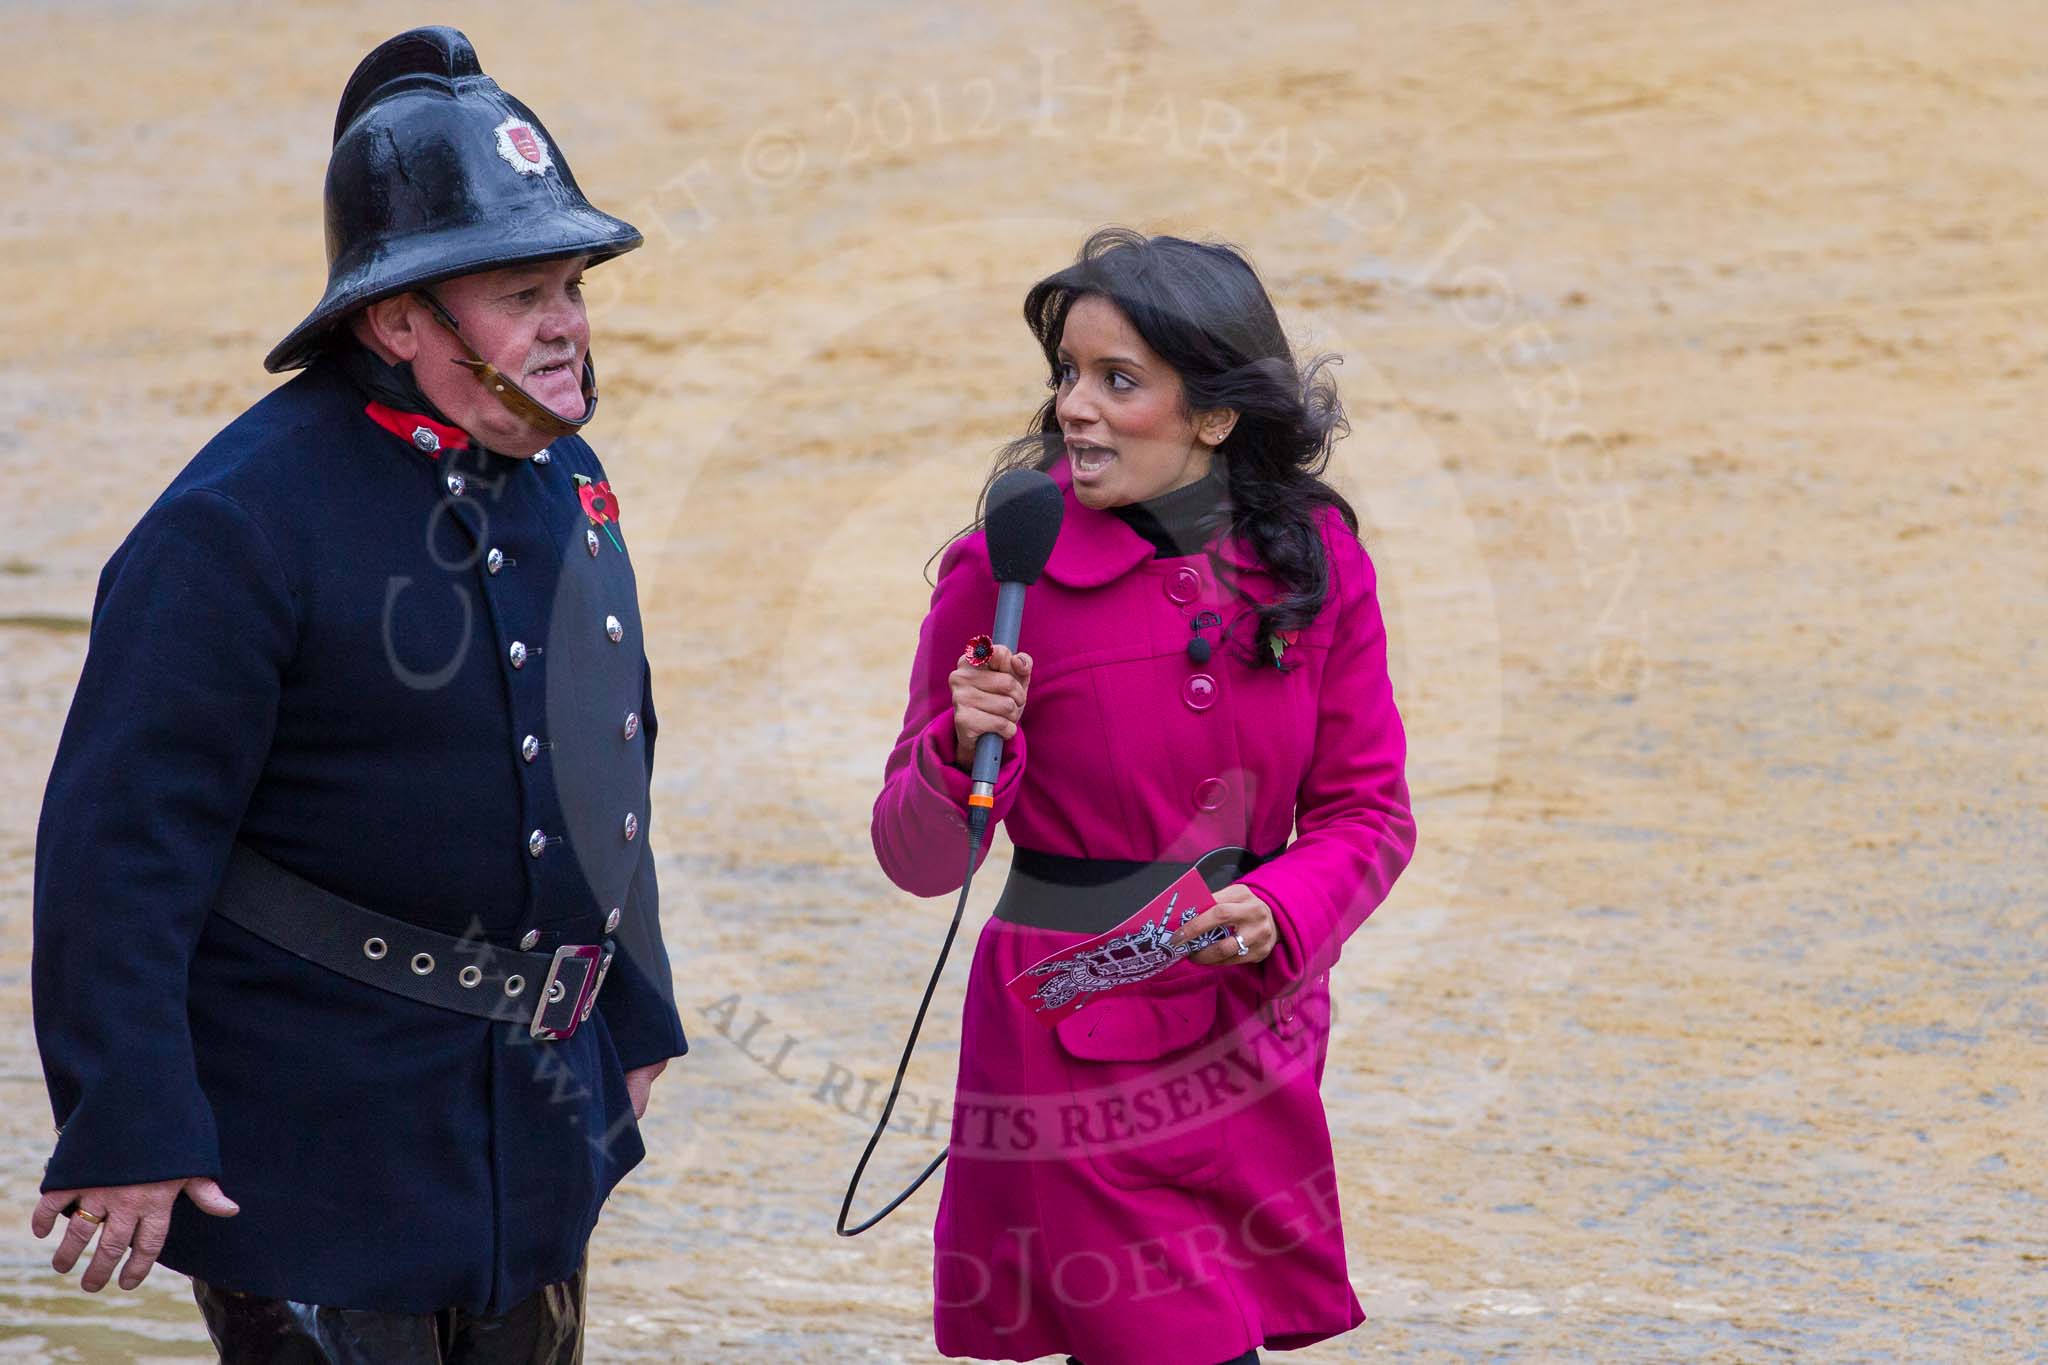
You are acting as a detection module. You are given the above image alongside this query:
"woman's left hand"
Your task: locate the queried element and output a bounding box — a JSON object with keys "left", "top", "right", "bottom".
{"left": 1169, "top": 884, "right": 1278, "bottom": 966}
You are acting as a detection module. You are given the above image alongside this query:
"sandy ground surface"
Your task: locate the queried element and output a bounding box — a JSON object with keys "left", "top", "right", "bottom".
{"left": 0, "top": 0, "right": 2042, "bottom": 1360}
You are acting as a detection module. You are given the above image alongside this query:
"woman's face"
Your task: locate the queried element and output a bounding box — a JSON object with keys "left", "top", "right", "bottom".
{"left": 1053, "top": 294, "right": 1225, "bottom": 510}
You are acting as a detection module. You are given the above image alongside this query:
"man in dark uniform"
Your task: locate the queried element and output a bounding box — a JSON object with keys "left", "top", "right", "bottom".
{"left": 28, "top": 27, "right": 687, "bottom": 1361}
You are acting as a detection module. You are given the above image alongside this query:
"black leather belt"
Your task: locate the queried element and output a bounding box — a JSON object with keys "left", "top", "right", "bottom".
{"left": 992, "top": 845, "right": 1281, "bottom": 935}
{"left": 213, "top": 844, "right": 612, "bottom": 1040}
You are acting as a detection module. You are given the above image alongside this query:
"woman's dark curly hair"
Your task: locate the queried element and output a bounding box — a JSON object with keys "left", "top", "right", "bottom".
{"left": 964, "top": 227, "right": 1356, "bottom": 668}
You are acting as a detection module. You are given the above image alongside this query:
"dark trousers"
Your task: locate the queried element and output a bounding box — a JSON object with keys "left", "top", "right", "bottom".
{"left": 192, "top": 1268, "right": 583, "bottom": 1365}
{"left": 1067, "top": 1354, "right": 1258, "bottom": 1365}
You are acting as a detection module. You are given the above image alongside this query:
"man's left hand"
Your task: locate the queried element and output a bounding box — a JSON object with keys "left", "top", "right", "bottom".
{"left": 623, "top": 1061, "right": 666, "bottom": 1119}
{"left": 1170, "top": 884, "right": 1279, "bottom": 966}
{"left": 32, "top": 1176, "right": 238, "bottom": 1293}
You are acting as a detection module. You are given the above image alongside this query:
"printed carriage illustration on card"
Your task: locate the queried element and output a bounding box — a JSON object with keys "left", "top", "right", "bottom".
{"left": 1018, "top": 887, "right": 1227, "bottom": 1017}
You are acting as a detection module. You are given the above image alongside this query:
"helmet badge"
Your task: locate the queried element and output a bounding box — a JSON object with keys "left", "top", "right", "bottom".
{"left": 493, "top": 117, "right": 554, "bottom": 176}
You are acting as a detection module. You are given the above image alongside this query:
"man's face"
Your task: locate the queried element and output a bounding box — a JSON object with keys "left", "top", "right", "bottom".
{"left": 407, "top": 256, "right": 591, "bottom": 456}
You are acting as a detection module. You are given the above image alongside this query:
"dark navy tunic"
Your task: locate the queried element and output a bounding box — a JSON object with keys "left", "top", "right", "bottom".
{"left": 32, "top": 361, "right": 688, "bottom": 1313}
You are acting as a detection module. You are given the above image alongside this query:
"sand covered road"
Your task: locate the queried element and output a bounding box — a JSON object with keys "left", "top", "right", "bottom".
{"left": 0, "top": 1, "right": 2041, "bottom": 1359}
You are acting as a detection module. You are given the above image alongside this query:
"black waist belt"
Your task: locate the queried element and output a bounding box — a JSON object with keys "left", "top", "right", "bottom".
{"left": 213, "top": 844, "right": 613, "bottom": 1040}
{"left": 992, "top": 845, "right": 1282, "bottom": 935}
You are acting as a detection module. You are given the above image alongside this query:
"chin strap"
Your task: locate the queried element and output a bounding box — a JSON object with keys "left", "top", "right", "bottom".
{"left": 415, "top": 289, "right": 600, "bottom": 438}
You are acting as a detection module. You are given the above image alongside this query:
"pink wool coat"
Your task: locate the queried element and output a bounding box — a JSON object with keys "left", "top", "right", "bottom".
{"left": 872, "top": 464, "right": 1415, "bottom": 1365}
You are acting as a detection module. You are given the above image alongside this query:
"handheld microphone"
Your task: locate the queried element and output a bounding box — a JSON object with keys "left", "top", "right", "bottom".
{"left": 836, "top": 466, "right": 1063, "bottom": 1238}
{"left": 967, "top": 469, "right": 1065, "bottom": 832}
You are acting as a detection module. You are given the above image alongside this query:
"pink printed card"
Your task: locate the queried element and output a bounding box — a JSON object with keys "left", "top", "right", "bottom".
{"left": 1004, "top": 866, "right": 1231, "bottom": 1026}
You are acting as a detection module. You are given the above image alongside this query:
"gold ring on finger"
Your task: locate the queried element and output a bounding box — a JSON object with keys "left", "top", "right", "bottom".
{"left": 71, "top": 1206, "right": 105, "bottom": 1226}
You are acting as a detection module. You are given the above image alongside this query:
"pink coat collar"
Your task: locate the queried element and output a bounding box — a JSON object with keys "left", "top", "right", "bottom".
{"left": 1041, "top": 460, "right": 1152, "bottom": 587}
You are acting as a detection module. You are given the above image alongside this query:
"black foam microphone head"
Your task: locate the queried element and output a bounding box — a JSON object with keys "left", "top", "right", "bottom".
{"left": 984, "top": 469, "right": 1065, "bottom": 585}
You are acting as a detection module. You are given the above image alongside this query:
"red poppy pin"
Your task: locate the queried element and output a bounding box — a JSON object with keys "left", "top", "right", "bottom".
{"left": 1269, "top": 628, "right": 1299, "bottom": 664}
{"left": 573, "top": 474, "right": 625, "bottom": 553}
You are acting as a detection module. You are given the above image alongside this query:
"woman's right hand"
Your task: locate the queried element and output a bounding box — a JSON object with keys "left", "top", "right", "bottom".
{"left": 951, "top": 644, "right": 1032, "bottom": 769}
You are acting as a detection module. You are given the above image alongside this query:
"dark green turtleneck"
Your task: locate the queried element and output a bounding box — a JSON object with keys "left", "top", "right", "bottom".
{"left": 1108, "top": 468, "right": 1228, "bottom": 558}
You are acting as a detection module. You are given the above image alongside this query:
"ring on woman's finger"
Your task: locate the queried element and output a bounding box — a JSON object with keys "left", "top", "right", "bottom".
{"left": 1232, "top": 930, "right": 1249, "bottom": 958}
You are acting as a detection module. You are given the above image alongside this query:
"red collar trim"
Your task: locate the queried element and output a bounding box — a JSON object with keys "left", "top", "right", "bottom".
{"left": 363, "top": 402, "right": 471, "bottom": 458}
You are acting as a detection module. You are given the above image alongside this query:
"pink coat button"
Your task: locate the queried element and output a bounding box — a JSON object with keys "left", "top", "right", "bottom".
{"left": 1183, "top": 673, "right": 1217, "bottom": 710}
{"left": 1193, "top": 777, "right": 1227, "bottom": 811}
{"left": 1165, "top": 566, "right": 1201, "bottom": 604}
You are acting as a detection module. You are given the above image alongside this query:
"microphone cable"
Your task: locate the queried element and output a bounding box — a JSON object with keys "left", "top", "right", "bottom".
{"left": 835, "top": 806, "right": 992, "bottom": 1236}
{"left": 839, "top": 466, "right": 1059, "bottom": 1235}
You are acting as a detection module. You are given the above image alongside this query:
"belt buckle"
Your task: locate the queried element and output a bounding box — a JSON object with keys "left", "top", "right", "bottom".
{"left": 579, "top": 944, "right": 615, "bottom": 1025}
{"left": 531, "top": 944, "right": 606, "bottom": 1040}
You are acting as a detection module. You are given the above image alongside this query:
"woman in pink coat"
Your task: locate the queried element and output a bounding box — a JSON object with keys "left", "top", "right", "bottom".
{"left": 871, "top": 228, "right": 1416, "bottom": 1365}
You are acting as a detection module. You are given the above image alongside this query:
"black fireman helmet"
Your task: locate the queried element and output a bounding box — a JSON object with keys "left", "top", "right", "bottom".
{"left": 265, "top": 26, "right": 642, "bottom": 375}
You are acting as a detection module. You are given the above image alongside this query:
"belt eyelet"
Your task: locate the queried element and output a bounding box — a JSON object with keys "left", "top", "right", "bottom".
{"left": 458, "top": 965, "right": 483, "bottom": 989}
{"left": 363, "top": 937, "right": 388, "bottom": 961}
{"left": 410, "top": 952, "right": 436, "bottom": 976}
{"left": 504, "top": 974, "right": 526, "bottom": 998}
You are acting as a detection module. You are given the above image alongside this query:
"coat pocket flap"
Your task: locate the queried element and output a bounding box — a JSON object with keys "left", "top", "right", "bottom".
{"left": 1052, "top": 978, "right": 1219, "bottom": 1062}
